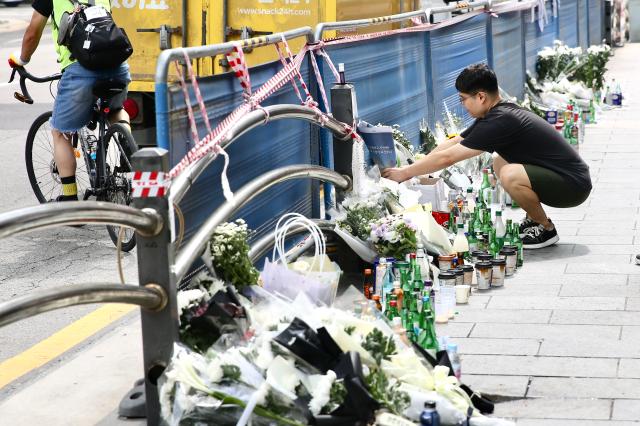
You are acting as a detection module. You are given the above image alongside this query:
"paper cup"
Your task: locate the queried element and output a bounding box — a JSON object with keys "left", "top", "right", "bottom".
{"left": 455, "top": 285, "right": 471, "bottom": 304}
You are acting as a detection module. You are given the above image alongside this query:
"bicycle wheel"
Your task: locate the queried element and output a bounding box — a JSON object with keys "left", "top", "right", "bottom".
{"left": 102, "top": 123, "right": 138, "bottom": 252}
{"left": 25, "top": 111, "right": 91, "bottom": 204}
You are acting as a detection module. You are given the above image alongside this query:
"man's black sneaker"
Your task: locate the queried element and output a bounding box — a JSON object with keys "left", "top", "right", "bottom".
{"left": 519, "top": 216, "right": 538, "bottom": 237}
{"left": 522, "top": 223, "right": 559, "bottom": 249}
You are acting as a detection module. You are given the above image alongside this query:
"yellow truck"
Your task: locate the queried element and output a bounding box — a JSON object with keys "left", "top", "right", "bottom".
{"left": 112, "top": 0, "right": 419, "bottom": 145}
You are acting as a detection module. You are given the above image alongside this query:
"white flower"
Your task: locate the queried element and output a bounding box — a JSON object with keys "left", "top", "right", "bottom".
{"left": 177, "top": 289, "right": 206, "bottom": 314}
{"left": 306, "top": 370, "right": 337, "bottom": 415}
{"left": 205, "top": 357, "right": 223, "bottom": 383}
{"left": 265, "top": 356, "right": 300, "bottom": 400}
{"left": 384, "top": 230, "right": 399, "bottom": 243}
{"left": 252, "top": 334, "right": 275, "bottom": 370}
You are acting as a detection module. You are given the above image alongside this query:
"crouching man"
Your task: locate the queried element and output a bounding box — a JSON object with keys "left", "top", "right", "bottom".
{"left": 383, "top": 64, "right": 592, "bottom": 249}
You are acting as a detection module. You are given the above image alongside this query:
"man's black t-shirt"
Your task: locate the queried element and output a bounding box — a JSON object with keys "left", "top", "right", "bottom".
{"left": 32, "top": 0, "right": 53, "bottom": 18}
{"left": 460, "top": 102, "right": 592, "bottom": 191}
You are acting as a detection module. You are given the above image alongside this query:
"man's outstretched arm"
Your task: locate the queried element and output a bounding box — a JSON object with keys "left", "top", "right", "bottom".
{"left": 382, "top": 142, "right": 482, "bottom": 182}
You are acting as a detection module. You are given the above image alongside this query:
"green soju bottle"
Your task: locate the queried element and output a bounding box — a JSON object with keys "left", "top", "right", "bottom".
{"left": 494, "top": 210, "right": 506, "bottom": 249}
{"left": 386, "top": 299, "right": 399, "bottom": 322}
{"left": 479, "top": 168, "right": 491, "bottom": 207}
{"left": 417, "top": 297, "right": 439, "bottom": 351}
{"left": 516, "top": 231, "right": 524, "bottom": 267}
{"left": 489, "top": 229, "right": 499, "bottom": 258}
{"left": 482, "top": 210, "right": 492, "bottom": 234}
{"left": 401, "top": 307, "right": 410, "bottom": 330}
{"left": 505, "top": 219, "right": 514, "bottom": 242}
{"left": 467, "top": 222, "right": 479, "bottom": 253}
{"left": 589, "top": 99, "right": 597, "bottom": 124}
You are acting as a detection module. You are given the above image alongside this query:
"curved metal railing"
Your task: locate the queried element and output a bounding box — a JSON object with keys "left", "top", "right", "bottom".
{"left": 312, "top": 0, "right": 494, "bottom": 41}
{"left": 313, "top": 9, "right": 431, "bottom": 42}
{"left": 0, "top": 283, "right": 167, "bottom": 328}
{"left": 173, "top": 165, "right": 351, "bottom": 281}
{"left": 0, "top": 201, "right": 163, "bottom": 239}
{"left": 170, "top": 104, "right": 353, "bottom": 204}
{"left": 155, "top": 27, "right": 314, "bottom": 149}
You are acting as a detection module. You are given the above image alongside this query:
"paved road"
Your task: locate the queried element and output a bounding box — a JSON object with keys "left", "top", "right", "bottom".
{"left": 0, "top": 4, "right": 139, "bottom": 400}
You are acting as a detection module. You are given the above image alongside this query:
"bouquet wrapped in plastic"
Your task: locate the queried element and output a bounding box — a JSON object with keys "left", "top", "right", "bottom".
{"left": 162, "top": 283, "right": 515, "bottom": 426}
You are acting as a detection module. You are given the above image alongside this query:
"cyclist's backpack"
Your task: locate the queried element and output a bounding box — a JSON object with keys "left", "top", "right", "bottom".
{"left": 59, "top": 1, "right": 133, "bottom": 70}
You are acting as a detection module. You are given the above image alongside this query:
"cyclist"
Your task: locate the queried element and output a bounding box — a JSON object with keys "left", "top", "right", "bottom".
{"left": 8, "top": 0, "right": 131, "bottom": 202}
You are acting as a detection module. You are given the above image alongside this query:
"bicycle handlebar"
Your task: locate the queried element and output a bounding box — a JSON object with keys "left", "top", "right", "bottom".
{"left": 8, "top": 66, "right": 62, "bottom": 105}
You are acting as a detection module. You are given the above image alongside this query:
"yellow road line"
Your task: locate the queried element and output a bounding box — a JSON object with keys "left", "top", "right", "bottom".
{"left": 0, "top": 304, "right": 136, "bottom": 389}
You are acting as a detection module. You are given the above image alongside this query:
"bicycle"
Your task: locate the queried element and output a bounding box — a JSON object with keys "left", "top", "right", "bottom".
{"left": 9, "top": 65, "right": 138, "bottom": 252}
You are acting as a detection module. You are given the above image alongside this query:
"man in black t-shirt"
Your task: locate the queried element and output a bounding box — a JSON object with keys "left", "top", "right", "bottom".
{"left": 383, "top": 64, "right": 592, "bottom": 249}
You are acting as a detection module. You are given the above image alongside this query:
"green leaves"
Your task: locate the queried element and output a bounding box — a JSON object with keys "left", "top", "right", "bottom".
{"left": 362, "top": 328, "right": 397, "bottom": 366}
{"left": 322, "top": 380, "right": 348, "bottom": 414}
{"left": 364, "top": 365, "right": 411, "bottom": 417}
{"left": 221, "top": 364, "right": 241, "bottom": 381}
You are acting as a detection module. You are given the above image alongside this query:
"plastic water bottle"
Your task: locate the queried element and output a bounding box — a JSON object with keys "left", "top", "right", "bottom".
{"left": 375, "top": 258, "right": 388, "bottom": 299}
{"left": 614, "top": 81, "right": 623, "bottom": 106}
{"left": 416, "top": 244, "right": 431, "bottom": 281}
{"left": 419, "top": 401, "right": 441, "bottom": 426}
{"left": 87, "top": 135, "right": 98, "bottom": 162}
{"left": 447, "top": 343, "right": 462, "bottom": 380}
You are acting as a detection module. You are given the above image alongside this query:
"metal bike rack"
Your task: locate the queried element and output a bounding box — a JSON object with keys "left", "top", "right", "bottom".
{"left": 0, "top": 201, "right": 163, "bottom": 239}
{"left": 170, "top": 104, "right": 353, "bottom": 204}
{"left": 172, "top": 165, "right": 351, "bottom": 282}
{"left": 0, "top": 283, "right": 166, "bottom": 328}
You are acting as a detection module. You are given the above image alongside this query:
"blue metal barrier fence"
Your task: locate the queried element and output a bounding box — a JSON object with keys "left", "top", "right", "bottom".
{"left": 154, "top": 0, "right": 603, "bottom": 275}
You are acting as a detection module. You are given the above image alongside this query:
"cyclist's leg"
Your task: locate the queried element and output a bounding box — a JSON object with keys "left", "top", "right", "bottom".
{"left": 105, "top": 63, "right": 132, "bottom": 132}
{"left": 51, "top": 130, "right": 77, "bottom": 199}
{"left": 50, "top": 63, "right": 97, "bottom": 201}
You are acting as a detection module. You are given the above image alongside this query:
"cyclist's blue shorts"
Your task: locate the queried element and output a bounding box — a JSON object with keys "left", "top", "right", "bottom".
{"left": 50, "top": 62, "right": 131, "bottom": 133}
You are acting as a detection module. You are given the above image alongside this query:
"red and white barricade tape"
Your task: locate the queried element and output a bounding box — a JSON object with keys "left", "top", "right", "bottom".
{"left": 226, "top": 45, "right": 252, "bottom": 96}
{"left": 132, "top": 171, "right": 169, "bottom": 198}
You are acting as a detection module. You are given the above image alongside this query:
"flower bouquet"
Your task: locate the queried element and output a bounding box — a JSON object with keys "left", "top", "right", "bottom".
{"left": 336, "top": 195, "right": 387, "bottom": 242}
{"left": 574, "top": 44, "right": 613, "bottom": 92}
{"left": 208, "top": 219, "right": 260, "bottom": 290}
{"left": 536, "top": 40, "right": 583, "bottom": 82}
{"left": 161, "top": 281, "right": 515, "bottom": 426}
{"left": 369, "top": 214, "right": 418, "bottom": 260}
{"left": 333, "top": 192, "right": 387, "bottom": 263}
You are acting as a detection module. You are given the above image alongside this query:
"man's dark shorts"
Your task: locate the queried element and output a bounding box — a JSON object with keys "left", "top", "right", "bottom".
{"left": 523, "top": 164, "right": 591, "bottom": 208}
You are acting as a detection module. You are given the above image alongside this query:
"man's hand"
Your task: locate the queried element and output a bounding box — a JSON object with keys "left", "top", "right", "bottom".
{"left": 382, "top": 167, "right": 411, "bottom": 183}
{"left": 8, "top": 52, "right": 28, "bottom": 68}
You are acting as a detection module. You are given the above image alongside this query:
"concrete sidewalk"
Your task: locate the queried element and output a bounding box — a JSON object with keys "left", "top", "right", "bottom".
{"left": 441, "top": 43, "right": 640, "bottom": 424}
